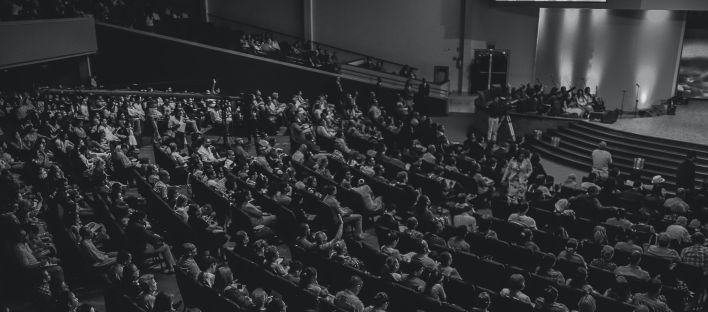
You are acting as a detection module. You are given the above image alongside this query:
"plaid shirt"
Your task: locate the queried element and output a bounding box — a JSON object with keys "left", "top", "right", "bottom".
{"left": 680, "top": 245, "right": 708, "bottom": 273}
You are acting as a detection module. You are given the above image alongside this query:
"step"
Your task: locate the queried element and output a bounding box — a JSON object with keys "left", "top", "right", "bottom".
{"left": 560, "top": 126, "right": 706, "bottom": 164}
{"left": 531, "top": 136, "right": 678, "bottom": 186}
{"left": 546, "top": 130, "right": 708, "bottom": 177}
{"left": 578, "top": 121, "right": 708, "bottom": 153}
{"left": 571, "top": 123, "right": 708, "bottom": 160}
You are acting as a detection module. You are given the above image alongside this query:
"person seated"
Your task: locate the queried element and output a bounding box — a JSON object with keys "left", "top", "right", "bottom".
{"left": 379, "top": 231, "right": 402, "bottom": 261}
{"left": 533, "top": 286, "right": 569, "bottom": 312}
{"left": 500, "top": 273, "right": 533, "bottom": 306}
{"left": 507, "top": 203, "right": 537, "bottom": 230}
{"left": 631, "top": 278, "right": 672, "bottom": 312}
{"left": 519, "top": 228, "right": 541, "bottom": 253}
{"left": 437, "top": 251, "right": 462, "bottom": 279}
{"left": 614, "top": 251, "right": 650, "bottom": 282}
{"left": 13, "top": 229, "right": 65, "bottom": 285}
{"left": 334, "top": 275, "right": 366, "bottom": 312}
{"left": 535, "top": 253, "right": 565, "bottom": 285}
{"left": 666, "top": 216, "right": 692, "bottom": 245}
{"left": 322, "top": 185, "right": 364, "bottom": 239}
{"left": 351, "top": 178, "right": 384, "bottom": 213}
{"left": 237, "top": 190, "right": 276, "bottom": 227}
{"left": 565, "top": 267, "right": 594, "bottom": 293}
{"left": 604, "top": 276, "right": 632, "bottom": 304}
{"left": 333, "top": 240, "right": 364, "bottom": 269}
{"left": 176, "top": 243, "right": 201, "bottom": 280}
{"left": 285, "top": 260, "right": 303, "bottom": 284}
{"left": 264, "top": 246, "right": 289, "bottom": 276}
{"left": 364, "top": 292, "right": 389, "bottom": 312}
{"left": 197, "top": 258, "right": 218, "bottom": 288}
{"left": 381, "top": 256, "right": 402, "bottom": 283}
{"left": 589, "top": 245, "right": 618, "bottom": 271}
{"left": 664, "top": 188, "right": 691, "bottom": 215}
{"left": 605, "top": 209, "right": 633, "bottom": 230}
{"left": 399, "top": 261, "right": 427, "bottom": 292}
{"left": 300, "top": 267, "right": 334, "bottom": 301}
{"left": 556, "top": 238, "right": 585, "bottom": 265}
{"left": 108, "top": 250, "right": 133, "bottom": 284}
{"left": 215, "top": 267, "right": 256, "bottom": 309}
{"left": 79, "top": 226, "right": 117, "bottom": 267}
{"left": 645, "top": 233, "right": 680, "bottom": 262}
{"left": 407, "top": 239, "right": 438, "bottom": 270}
{"left": 614, "top": 231, "right": 644, "bottom": 255}
{"left": 125, "top": 211, "right": 176, "bottom": 273}
{"left": 295, "top": 221, "right": 342, "bottom": 252}
{"left": 445, "top": 226, "right": 470, "bottom": 252}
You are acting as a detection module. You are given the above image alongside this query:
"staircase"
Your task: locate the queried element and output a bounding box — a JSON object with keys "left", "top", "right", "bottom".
{"left": 527, "top": 121, "right": 708, "bottom": 187}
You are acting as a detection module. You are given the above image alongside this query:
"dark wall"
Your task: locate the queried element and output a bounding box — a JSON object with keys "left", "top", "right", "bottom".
{"left": 94, "top": 24, "right": 446, "bottom": 115}
{"left": 0, "top": 17, "right": 97, "bottom": 69}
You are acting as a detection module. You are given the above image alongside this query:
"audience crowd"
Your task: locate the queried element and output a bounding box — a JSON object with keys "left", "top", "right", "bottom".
{"left": 1, "top": 71, "right": 707, "bottom": 312}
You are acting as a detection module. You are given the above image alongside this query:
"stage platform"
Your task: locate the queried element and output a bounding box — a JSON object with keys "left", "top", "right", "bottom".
{"left": 596, "top": 100, "right": 708, "bottom": 146}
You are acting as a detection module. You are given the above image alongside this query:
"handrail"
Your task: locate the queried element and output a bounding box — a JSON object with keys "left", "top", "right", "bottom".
{"left": 207, "top": 14, "right": 439, "bottom": 86}
{"left": 41, "top": 88, "right": 240, "bottom": 100}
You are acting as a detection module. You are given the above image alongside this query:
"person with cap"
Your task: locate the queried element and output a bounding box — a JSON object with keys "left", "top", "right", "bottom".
{"left": 665, "top": 216, "right": 692, "bottom": 245}
{"left": 676, "top": 151, "right": 697, "bottom": 192}
{"left": 334, "top": 275, "right": 365, "bottom": 312}
{"left": 614, "top": 251, "right": 651, "bottom": 282}
{"left": 590, "top": 245, "right": 618, "bottom": 271}
{"left": 631, "top": 278, "right": 672, "bottom": 312}
{"left": 591, "top": 141, "right": 612, "bottom": 181}
{"left": 680, "top": 232, "right": 708, "bottom": 274}
{"left": 176, "top": 243, "right": 201, "bottom": 280}
{"left": 645, "top": 233, "right": 681, "bottom": 262}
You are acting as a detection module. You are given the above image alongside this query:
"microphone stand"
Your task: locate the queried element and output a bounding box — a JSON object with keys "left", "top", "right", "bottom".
{"left": 634, "top": 83, "right": 640, "bottom": 117}
{"left": 620, "top": 90, "right": 626, "bottom": 117}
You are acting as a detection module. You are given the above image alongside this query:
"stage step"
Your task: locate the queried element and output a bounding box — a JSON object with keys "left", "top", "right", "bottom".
{"left": 527, "top": 121, "right": 707, "bottom": 189}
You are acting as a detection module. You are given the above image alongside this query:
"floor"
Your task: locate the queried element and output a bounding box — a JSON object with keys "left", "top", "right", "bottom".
{"left": 596, "top": 100, "right": 708, "bottom": 146}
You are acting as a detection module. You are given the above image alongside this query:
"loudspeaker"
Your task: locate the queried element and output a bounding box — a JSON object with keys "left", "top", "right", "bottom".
{"left": 601, "top": 109, "right": 620, "bottom": 124}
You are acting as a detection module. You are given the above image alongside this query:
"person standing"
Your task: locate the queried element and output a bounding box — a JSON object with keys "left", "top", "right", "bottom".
{"left": 591, "top": 141, "right": 612, "bottom": 180}
{"left": 487, "top": 97, "right": 507, "bottom": 143}
{"left": 676, "top": 151, "right": 696, "bottom": 192}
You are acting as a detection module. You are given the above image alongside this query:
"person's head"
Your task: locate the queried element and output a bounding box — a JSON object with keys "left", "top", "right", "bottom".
{"left": 476, "top": 291, "right": 491, "bottom": 309}
{"left": 656, "top": 233, "right": 671, "bottom": 248}
{"left": 540, "top": 252, "right": 557, "bottom": 270}
{"left": 600, "top": 245, "right": 615, "bottom": 261}
{"left": 153, "top": 292, "right": 175, "bottom": 312}
{"left": 629, "top": 251, "right": 642, "bottom": 266}
{"left": 508, "top": 273, "right": 526, "bottom": 291}
{"left": 139, "top": 274, "right": 158, "bottom": 294}
{"left": 647, "top": 278, "right": 663, "bottom": 297}
{"left": 577, "top": 294, "right": 597, "bottom": 312}
{"left": 214, "top": 266, "right": 235, "bottom": 292}
{"left": 416, "top": 239, "right": 429, "bottom": 254}
{"left": 424, "top": 268, "right": 444, "bottom": 285}
{"left": 612, "top": 276, "right": 631, "bottom": 298}
{"left": 324, "top": 184, "right": 337, "bottom": 196}
{"left": 347, "top": 275, "right": 364, "bottom": 295}
{"left": 692, "top": 232, "right": 705, "bottom": 245}
{"left": 542, "top": 286, "right": 559, "bottom": 304}
{"left": 56, "top": 290, "right": 80, "bottom": 311}
{"left": 410, "top": 260, "right": 424, "bottom": 276}
{"left": 677, "top": 216, "right": 688, "bottom": 227}
{"left": 565, "top": 238, "right": 579, "bottom": 253}
{"left": 201, "top": 257, "right": 218, "bottom": 273}
{"left": 439, "top": 251, "right": 453, "bottom": 267}
{"left": 297, "top": 223, "right": 311, "bottom": 238}
{"left": 124, "top": 263, "right": 140, "bottom": 281}
{"left": 182, "top": 243, "right": 197, "bottom": 258}
{"left": 520, "top": 229, "right": 534, "bottom": 243}
{"left": 264, "top": 245, "right": 280, "bottom": 264}
{"left": 370, "top": 292, "right": 389, "bottom": 310}
{"left": 300, "top": 267, "right": 318, "bottom": 287}
{"left": 406, "top": 217, "right": 419, "bottom": 231}
{"left": 687, "top": 151, "right": 697, "bottom": 161}
{"left": 235, "top": 230, "right": 249, "bottom": 246}
{"left": 598, "top": 141, "right": 607, "bottom": 150}
{"left": 265, "top": 297, "right": 287, "bottom": 312}
{"left": 384, "top": 256, "right": 400, "bottom": 274}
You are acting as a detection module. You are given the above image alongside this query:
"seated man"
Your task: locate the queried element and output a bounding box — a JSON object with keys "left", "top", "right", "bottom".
{"left": 632, "top": 278, "right": 672, "bottom": 312}
{"left": 322, "top": 185, "right": 363, "bottom": 240}
{"left": 645, "top": 233, "right": 680, "bottom": 262}
{"left": 614, "top": 251, "right": 650, "bottom": 282}
{"left": 334, "top": 275, "right": 365, "bottom": 312}
{"left": 399, "top": 261, "right": 426, "bottom": 292}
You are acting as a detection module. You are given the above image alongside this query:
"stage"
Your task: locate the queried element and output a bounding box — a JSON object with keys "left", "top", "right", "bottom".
{"left": 596, "top": 100, "right": 708, "bottom": 146}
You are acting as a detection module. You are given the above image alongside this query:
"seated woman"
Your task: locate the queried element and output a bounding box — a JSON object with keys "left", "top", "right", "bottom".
{"left": 299, "top": 267, "right": 334, "bottom": 302}
{"left": 264, "top": 246, "right": 289, "bottom": 276}
{"left": 332, "top": 240, "right": 364, "bottom": 270}
{"left": 437, "top": 251, "right": 461, "bottom": 280}
{"left": 237, "top": 190, "right": 276, "bottom": 227}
